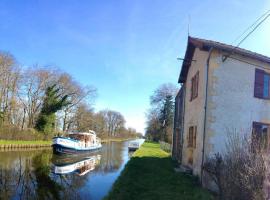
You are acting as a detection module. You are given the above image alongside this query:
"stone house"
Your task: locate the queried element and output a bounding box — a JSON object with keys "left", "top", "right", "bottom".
{"left": 172, "top": 36, "right": 270, "bottom": 186}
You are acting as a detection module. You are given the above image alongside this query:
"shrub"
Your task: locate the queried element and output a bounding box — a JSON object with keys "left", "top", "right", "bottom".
{"left": 159, "top": 141, "right": 171, "bottom": 153}
{"left": 203, "top": 130, "right": 266, "bottom": 200}
{"left": 0, "top": 125, "right": 49, "bottom": 140}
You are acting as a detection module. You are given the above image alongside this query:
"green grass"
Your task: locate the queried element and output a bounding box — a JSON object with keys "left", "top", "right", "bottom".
{"left": 0, "top": 140, "right": 51, "bottom": 145}
{"left": 104, "top": 142, "right": 213, "bottom": 200}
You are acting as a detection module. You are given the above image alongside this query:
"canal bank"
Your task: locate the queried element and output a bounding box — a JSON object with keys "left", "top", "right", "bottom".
{"left": 105, "top": 142, "right": 213, "bottom": 200}
{"left": 0, "top": 140, "right": 51, "bottom": 149}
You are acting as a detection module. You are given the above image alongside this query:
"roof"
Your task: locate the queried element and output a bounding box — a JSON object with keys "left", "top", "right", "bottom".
{"left": 178, "top": 36, "right": 270, "bottom": 83}
{"left": 69, "top": 130, "right": 96, "bottom": 136}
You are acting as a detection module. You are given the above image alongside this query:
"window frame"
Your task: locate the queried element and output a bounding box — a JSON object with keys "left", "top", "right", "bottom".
{"left": 254, "top": 68, "right": 270, "bottom": 99}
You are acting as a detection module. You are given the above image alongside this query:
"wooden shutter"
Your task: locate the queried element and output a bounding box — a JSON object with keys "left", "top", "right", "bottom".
{"left": 193, "top": 126, "right": 197, "bottom": 148}
{"left": 252, "top": 122, "right": 263, "bottom": 151}
{"left": 254, "top": 69, "right": 264, "bottom": 98}
{"left": 190, "top": 71, "right": 199, "bottom": 101}
{"left": 253, "top": 122, "right": 262, "bottom": 140}
{"left": 188, "top": 127, "right": 193, "bottom": 147}
{"left": 188, "top": 126, "right": 197, "bottom": 148}
{"left": 266, "top": 126, "right": 270, "bottom": 150}
{"left": 195, "top": 72, "right": 199, "bottom": 98}
{"left": 268, "top": 75, "right": 270, "bottom": 98}
{"left": 190, "top": 77, "right": 194, "bottom": 101}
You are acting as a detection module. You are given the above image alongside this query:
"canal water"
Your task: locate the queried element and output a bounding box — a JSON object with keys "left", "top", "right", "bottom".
{"left": 0, "top": 139, "right": 144, "bottom": 200}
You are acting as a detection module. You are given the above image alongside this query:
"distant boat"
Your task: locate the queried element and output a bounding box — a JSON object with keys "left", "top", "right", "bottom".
{"left": 128, "top": 142, "right": 139, "bottom": 151}
{"left": 53, "top": 155, "right": 101, "bottom": 176}
{"left": 52, "top": 130, "right": 102, "bottom": 155}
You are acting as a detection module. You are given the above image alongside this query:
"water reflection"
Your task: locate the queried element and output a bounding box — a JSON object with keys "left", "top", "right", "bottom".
{"left": 52, "top": 155, "right": 101, "bottom": 176}
{"left": 0, "top": 139, "right": 144, "bottom": 200}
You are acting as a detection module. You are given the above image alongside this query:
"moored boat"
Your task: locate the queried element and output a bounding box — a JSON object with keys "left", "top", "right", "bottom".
{"left": 52, "top": 130, "right": 102, "bottom": 155}
{"left": 128, "top": 141, "right": 139, "bottom": 151}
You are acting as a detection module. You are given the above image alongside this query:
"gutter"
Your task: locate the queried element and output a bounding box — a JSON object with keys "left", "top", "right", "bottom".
{"left": 200, "top": 47, "right": 213, "bottom": 184}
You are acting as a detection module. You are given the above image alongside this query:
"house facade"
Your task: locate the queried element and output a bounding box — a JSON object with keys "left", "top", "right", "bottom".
{"left": 172, "top": 36, "right": 270, "bottom": 186}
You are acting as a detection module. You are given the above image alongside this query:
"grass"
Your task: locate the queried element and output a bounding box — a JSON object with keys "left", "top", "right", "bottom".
{"left": 104, "top": 142, "right": 213, "bottom": 200}
{"left": 0, "top": 140, "right": 51, "bottom": 145}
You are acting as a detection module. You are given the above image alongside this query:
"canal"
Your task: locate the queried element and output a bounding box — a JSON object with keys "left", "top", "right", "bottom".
{"left": 0, "top": 139, "right": 144, "bottom": 200}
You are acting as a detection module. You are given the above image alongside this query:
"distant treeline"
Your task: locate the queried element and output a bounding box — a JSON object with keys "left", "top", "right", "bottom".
{"left": 0, "top": 51, "right": 141, "bottom": 140}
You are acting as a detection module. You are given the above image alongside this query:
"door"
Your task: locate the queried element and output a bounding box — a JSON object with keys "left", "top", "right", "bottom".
{"left": 187, "top": 126, "right": 196, "bottom": 166}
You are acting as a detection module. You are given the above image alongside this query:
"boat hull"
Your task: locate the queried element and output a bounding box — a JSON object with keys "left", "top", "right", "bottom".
{"left": 128, "top": 147, "right": 138, "bottom": 151}
{"left": 52, "top": 144, "right": 102, "bottom": 155}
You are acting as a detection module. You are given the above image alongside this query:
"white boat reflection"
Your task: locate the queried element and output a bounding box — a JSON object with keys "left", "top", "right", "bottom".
{"left": 53, "top": 155, "right": 101, "bottom": 176}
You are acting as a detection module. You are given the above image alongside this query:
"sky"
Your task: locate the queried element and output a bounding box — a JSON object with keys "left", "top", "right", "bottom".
{"left": 0, "top": 0, "right": 269, "bottom": 133}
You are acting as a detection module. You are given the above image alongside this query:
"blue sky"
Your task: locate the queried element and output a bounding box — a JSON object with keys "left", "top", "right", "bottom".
{"left": 0, "top": 0, "right": 269, "bottom": 133}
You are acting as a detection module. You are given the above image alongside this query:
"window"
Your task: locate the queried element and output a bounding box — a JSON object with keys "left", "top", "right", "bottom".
{"left": 252, "top": 122, "right": 269, "bottom": 151}
{"left": 188, "top": 126, "right": 197, "bottom": 148}
{"left": 254, "top": 68, "right": 270, "bottom": 99}
{"left": 190, "top": 71, "right": 199, "bottom": 101}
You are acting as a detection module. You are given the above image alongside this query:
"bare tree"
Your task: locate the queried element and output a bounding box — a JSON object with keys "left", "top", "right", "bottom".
{"left": 55, "top": 72, "right": 97, "bottom": 132}
{"left": 99, "top": 109, "right": 126, "bottom": 137}
{"left": 73, "top": 103, "right": 95, "bottom": 132}
{"left": 150, "top": 83, "right": 177, "bottom": 106}
{"left": 94, "top": 112, "right": 107, "bottom": 135}
{"left": 0, "top": 52, "right": 21, "bottom": 126}
{"left": 18, "top": 66, "right": 55, "bottom": 128}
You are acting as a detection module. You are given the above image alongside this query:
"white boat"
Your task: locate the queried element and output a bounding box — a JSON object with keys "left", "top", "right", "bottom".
{"left": 128, "top": 142, "right": 140, "bottom": 151}
{"left": 52, "top": 130, "right": 102, "bottom": 155}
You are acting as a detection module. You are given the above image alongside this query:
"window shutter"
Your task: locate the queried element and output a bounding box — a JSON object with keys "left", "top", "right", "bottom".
{"left": 253, "top": 122, "right": 262, "bottom": 137}
{"left": 188, "top": 127, "right": 193, "bottom": 147}
{"left": 252, "top": 122, "right": 262, "bottom": 151}
{"left": 254, "top": 69, "right": 264, "bottom": 98}
{"left": 190, "top": 77, "right": 194, "bottom": 101}
{"left": 267, "top": 125, "right": 270, "bottom": 150}
{"left": 190, "top": 71, "right": 199, "bottom": 101}
{"left": 196, "top": 72, "right": 199, "bottom": 98}
{"left": 193, "top": 126, "right": 197, "bottom": 148}
{"left": 268, "top": 75, "right": 270, "bottom": 98}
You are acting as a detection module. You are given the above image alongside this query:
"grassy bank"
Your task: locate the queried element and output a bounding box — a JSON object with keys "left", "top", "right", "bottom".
{"left": 105, "top": 142, "right": 213, "bottom": 200}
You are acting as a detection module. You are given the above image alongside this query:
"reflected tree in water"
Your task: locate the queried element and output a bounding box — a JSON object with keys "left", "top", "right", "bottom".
{"left": 97, "top": 142, "right": 123, "bottom": 173}
{"left": 0, "top": 150, "right": 65, "bottom": 200}
{"left": 32, "top": 152, "right": 63, "bottom": 200}
{"left": 0, "top": 156, "right": 37, "bottom": 200}
{"left": 0, "top": 167, "right": 15, "bottom": 199}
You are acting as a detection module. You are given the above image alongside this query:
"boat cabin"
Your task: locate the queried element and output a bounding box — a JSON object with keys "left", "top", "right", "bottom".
{"left": 68, "top": 131, "right": 100, "bottom": 147}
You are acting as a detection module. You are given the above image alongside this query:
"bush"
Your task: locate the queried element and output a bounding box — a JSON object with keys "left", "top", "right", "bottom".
{"left": 0, "top": 125, "right": 48, "bottom": 140}
{"left": 159, "top": 141, "right": 171, "bottom": 153}
{"left": 203, "top": 130, "right": 266, "bottom": 200}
